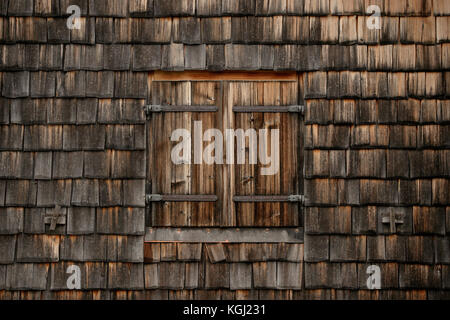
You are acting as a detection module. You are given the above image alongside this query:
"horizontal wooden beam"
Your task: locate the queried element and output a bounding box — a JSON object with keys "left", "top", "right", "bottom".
{"left": 145, "top": 227, "right": 304, "bottom": 243}
{"left": 153, "top": 71, "right": 297, "bottom": 81}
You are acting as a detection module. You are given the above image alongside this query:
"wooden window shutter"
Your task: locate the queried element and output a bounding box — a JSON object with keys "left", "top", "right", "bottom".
{"left": 146, "top": 72, "right": 304, "bottom": 242}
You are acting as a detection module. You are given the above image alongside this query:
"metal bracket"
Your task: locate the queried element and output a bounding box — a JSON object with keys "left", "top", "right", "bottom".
{"left": 146, "top": 194, "right": 163, "bottom": 203}
{"left": 288, "top": 195, "right": 305, "bottom": 203}
{"left": 144, "top": 105, "right": 162, "bottom": 115}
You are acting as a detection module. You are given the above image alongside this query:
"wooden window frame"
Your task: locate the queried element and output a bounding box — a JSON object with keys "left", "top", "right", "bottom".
{"left": 145, "top": 71, "right": 304, "bottom": 243}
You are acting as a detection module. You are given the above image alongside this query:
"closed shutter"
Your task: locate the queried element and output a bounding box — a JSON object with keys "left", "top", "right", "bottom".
{"left": 228, "top": 81, "right": 302, "bottom": 227}
{"left": 146, "top": 72, "right": 303, "bottom": 241}
{"left": 148, "top": 81, "right": 220, "bottom": 227}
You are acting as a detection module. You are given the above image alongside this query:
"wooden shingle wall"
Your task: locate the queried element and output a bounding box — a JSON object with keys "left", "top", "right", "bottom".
{"left": 0, "top": 0, "right": 449, "bottom": 300}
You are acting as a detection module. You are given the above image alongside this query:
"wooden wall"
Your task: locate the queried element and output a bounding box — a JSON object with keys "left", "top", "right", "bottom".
{"left": 0, "top": 0, "right": 449, "bottom": 300}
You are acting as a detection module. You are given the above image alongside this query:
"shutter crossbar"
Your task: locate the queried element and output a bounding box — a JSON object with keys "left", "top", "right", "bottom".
{"left": 146, "top": 194, "right": 218, "bottom": 203}
{"left": 144, "top": 105, "right": 218, "bottom": 114}
{"left": 233, "top": 105, "right": 304, "bottom": 114}
{"left": 233, "top": 195, "right": 304, "bottom": 204}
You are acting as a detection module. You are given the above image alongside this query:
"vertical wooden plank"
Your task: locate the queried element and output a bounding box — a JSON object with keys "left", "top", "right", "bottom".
{"left": 297, "top": 73, "right": 305, "bottom": 226}
{"left": 152, "top": 81, "right": 178, "bottom": 226}
{"left": 171, "top": 81, "right": 191, "bottom": 226}
{"left": 234, "top": 82, "right": 255, "bottom": 226}
{"left": 259, "top": 81, "right": 281, "bottom": 226}
{"left": 214, "top": 81, "right": 225, "bottom": 226}
{"left": 150, "top": 82, "right": 165, "bottom": 225}
{"left": 221, "top": 81, "right": 236, "bottom": 226}
{"left": 280, "top": 81, "right": 299, "bottom": 226}
{"left": 252, "top": 82, "right": 266, "bottom": 226}
{"left": 191, "top": 81, "right": 218, "bottom": 226}
{"left": 146, "top": 73, "right": 154, "bottom": 227}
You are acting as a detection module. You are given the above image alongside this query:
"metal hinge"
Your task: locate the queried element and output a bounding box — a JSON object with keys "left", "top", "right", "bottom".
{"left": 288, "top": 105, "right": 304, "bottom": 114}
{"left": 146, "top": 194, "right": 163, "bottom": 203}
{"left": 144, "top": 105, "right": 162, "bottom": 115}
{"left": 287, "top": 195, "right": 305, "bottom": 204}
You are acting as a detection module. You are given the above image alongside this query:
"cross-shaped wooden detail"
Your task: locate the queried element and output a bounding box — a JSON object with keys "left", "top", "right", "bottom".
{"left": 44, "top": 205, "right": 67, "bottom": 231}
{"left": 381, "top": 210, "right": 405, "bottom": 234}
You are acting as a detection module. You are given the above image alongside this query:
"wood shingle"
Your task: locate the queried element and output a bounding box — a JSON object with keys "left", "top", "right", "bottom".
{"left": 6, "top": 263, "right": 49, "bottom": 290}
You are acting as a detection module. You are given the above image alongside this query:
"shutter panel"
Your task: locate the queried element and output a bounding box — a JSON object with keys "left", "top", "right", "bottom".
{"left": 148, "top": 81, "right": 220, "bottom": 227}
{"left": 229, "top": 81, "right": 302, "bottom": 227}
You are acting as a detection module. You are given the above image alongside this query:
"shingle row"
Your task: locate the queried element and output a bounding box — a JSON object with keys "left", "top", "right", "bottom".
{"left": 0, "top": 179, "right": 145, "bottom": 207}
{"left": 3, "top": 288, "right": 450, "bottom": 300}
{"left": 305, "top": 235, "right": 449, "bottom": 264}
{"left": 0, "top": 126, "right": 147, "bottom": 153}
{"left": 305, "top": 99, "right": 450, "bottom": 125}
{"left": 304, "top": 178, "right": 449, "bottom": 206}
{"left": 0, "top": 207, "right": 145, "bottom": 235}
{"left": 304, "top": 124, "right": 450, "bottom": 150}
{"left": 2, "top": 0, "right": 449, "bottom": 18}
{"left": 143, "top": 242, "right": 303, "bottom": 290}
{"left": 144, "top": 242, "right": 303, "bottom": 263}
{"left": 0, "top": 234, "right": 144, "bottom": 264}
{"left": 305, "top": 206, "right": 449, "bottom": 235}
{"left": 1, "top": 44, "right": 450, "bottom": 71}
{"left": 0, "top": 16, "right": 449, "bottom": 44}
{"left": 303, "top": 71, "right": 449, "bottom": 99}
{"left": 305, "top": 262, "right": 448, "bottom": 289}
{"left": 1, "top": 71, "right": 448, "bottom": 98}
{"left": 1, "top": 71, "right": 148, "bottom": 98}
{"left": 144, "top": 261, "right": 303, "bottom": 290}
{"left": 304, "top": 150, "right": 450, "bottom": 178}
{"left": 0, "top": 98, "right": 146, "bottom": 125}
